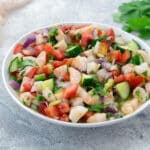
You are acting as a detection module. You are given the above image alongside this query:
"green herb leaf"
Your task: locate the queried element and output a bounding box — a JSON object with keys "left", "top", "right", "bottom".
{"left": 87, "top": 104, "right": 106, "bottom": 112}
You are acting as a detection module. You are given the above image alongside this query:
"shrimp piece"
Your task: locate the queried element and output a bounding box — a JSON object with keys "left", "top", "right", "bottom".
{"left": 69, "top": 67, "right": 81, "bottom": 84}
{"left": 134, "top": 62, "right": 149, "bottom": 75}
{"left": 69, "top": 106, "right": 88, "bottom": 123}
{"left": 31, "top": 81, "right": 42, "bottom": 92}
{"left": 53, "top": 65, "right": 67, "bottom": 80}
{"left": 72, "top": 56, "right": 88, "bottom": 72}
{"left": 56, "top": 28, "right": 66, "bottom": 42}
{"left": 20, "top": 92, "right": 35, "bottom": 106}
{"left": 145, "top": 83, "right": 150, "bottom": 94}
{"left": 87, "top": 113, "right": 106, "bottom": 123}
{"left": 71, "top": 97, "right": 84, "bottom": 107}
{"left": 20, "top": 77, "right": 33, "bottom": 92}
{"left": 133, "top": 87, "right": 149, "bottom": 102}
{"left": 42, "top": 88, "right": 56, "bottom": 102}
{"left": 54, "top": 40, "right": 67, "bottom": 51}
{"left": 121, "top": 98, "right": 139, "bottom": 115}
{"left": 121, "top": 64, "right": 135, "bottom": 74}
{"left": 36, "top": 51, "right": 46, "bottom": 68}
{"left": 77, "top": 87, "right": 96, "bottom": 105}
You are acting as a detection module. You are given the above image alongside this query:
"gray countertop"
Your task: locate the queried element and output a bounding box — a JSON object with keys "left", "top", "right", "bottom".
{"left": 1, "top": 0, "right": 150, "bottom": 149}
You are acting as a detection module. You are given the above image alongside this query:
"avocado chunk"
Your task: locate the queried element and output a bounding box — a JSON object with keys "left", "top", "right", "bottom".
{"left": 115, "top": 82, "right": 130, "bottom": 100}
{"left": 41, "top": 79, "right": 54, "bottom": 91}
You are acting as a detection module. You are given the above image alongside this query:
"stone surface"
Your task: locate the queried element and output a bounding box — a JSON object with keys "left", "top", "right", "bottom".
{"left": 0, "top": 0, "right": 150, "bottom": 150}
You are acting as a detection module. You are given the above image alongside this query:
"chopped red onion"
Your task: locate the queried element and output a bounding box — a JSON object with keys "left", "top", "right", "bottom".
{"left": 42, "top": 28, "right": 49, "bottom": 38}
{"left": 9, "top": 80, "right": 20, "bottom": 89}
{"left": 104, "top": 107, "right": 118, "bottom": 114}
{"left": 23, "top": 34, "right": 36, "bottom": 48}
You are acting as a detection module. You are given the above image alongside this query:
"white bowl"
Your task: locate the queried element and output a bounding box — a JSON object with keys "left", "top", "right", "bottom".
{"left": 2, "top": 22, "right": 150, "bottom": 128}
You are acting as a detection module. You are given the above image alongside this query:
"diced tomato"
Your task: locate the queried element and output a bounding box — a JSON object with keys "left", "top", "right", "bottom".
{"left": 114, "top": 73, "right": 144, "bottom": 89}
{"left": 98, "top": 30, "right": 102, "bottom": 36}
{"left": 13, "top": 43, "right": 23, "bottom": 54}
{"left": 52, "top": 61, "right": 65, "bottom": 68}
{"left": 42, "top": 64, "right": 52, "bottom": 75}
{"left": 61, "top": 25, "right": 74, "bottom": 32}
{"left": 114, "top": 75, "right": 125, "bottom": 83}
{"left": 44, "top": 106, "right": 59, "bottom": 118}
{"left": 58, "top": 102, "right": 70, "bottom": 114}
{"left": 52, "top": 58, "right": 73, "bottom": 68}
{"left": 34, "top": 44, "right": 44, "bottom": 56}
{"left": 39, "top": 102, "right": 47, "bottom": 115}
{"left": 106, "top": 28, "right": 115, "bottom": 41}
{"left": 124, "top": 74, "right": 144, "bottom": 89}
{"left": 63, "top": 84, "right": 78, "bottom": 99}
{"left": 60, "top": 114, "right": 69, "bottom": 122}
{"left": 121, "top": 50, "right": 131, "bottom": 63}
{"left": 23, "top": 82, "right": 32, "bottom": 92}
{"left": 108, "top": 51, "right": 122, "bottom": 62}
{"left": 26, "top": 67, "right": 38, "bottom": 78}
{"left": 31, "top": 92, "right": 37, "bottom": 97}
{"left": 63, "top": 58, "right": 73, "bottom": 65}
{"left": 43, "top": 44, "right": 65, "bottom": 60}
{"left": 81, "top": 31, "right": 93, "bottom": 47}
{"left": 63, "top": 72, "right": 70, "bottom": 81}
{"left": 52, "top": 49, "right": 65, "bottom": 60}
{"left": 112, "top": 70, "right": 120, "bottom": 77}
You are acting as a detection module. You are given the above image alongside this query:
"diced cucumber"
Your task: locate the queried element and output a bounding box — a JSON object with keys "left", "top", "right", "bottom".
{"left": 22, "top": 59, "right": 36, "bottom": 67}
{"left": 116, "top": 39, "right": 141, "bottom": 53}
{"left": 8, "top": 57, "right": 22, "bottom": 73}
{"left": 65, "top": 45, "right": 82, "bottom": 57}
{"left": 81, "top": 74, "right": 95, "bottom": 87}
{"left": 35, "top": 74, "right": 46, "bottom": 81}
{"left": 127, "top": 39, "right": 141, "bottom": 51}
{"left": 41, "top": 79, "right": 54, "bottom": 91}
{"left": 115, "top": 82, "right": 130, "bottom": 100}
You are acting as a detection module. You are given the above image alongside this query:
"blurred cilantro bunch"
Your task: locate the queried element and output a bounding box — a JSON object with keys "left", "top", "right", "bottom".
{"left": 113, "top": 0, "right": 150, "bottom": 39}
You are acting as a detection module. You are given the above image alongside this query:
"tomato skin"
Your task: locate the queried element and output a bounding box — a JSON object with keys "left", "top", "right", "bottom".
{"left": 34, "top": 44, "right": 44, "bottom": 56}
{"left": 42, "top": 64, "right": 52, "bottom": 75}
{"left": 58, "top": 102, "right": 70, "bottom": 114}
{"left": 106, "top": 28, "right": 115, "bottom": 41}
{"left": 43, "top": 44, "right": 65, "bottom": 60}
{"left": 81, "top": 31, "right": 93, "bottom": 47}
{"left": 63, "top": 72, "right": 70, "bottom": 81}
{"left": 112, "top": 70, "right": 120, "bottom": 77}
{"left": 108, "top": 51, "right": 122, "bottom": 62}
{"left": 13, "top": 43, "right": 24, "bottom": 54}
{"left": 44, "top": 106, "right": 59, "bottom": 118}
{"left": 52, "top": 58, "right": 73, "bottom": 68}
{"left": 114, "top": 73, "right": 144, "bottom": 89}
{"left": 114, "top": 75, "right": 125, "bottom": 83}
{"left": 23, "top": 82, "right": 32, "bottom": 92}
{"left": 63, "top": 84, "right": 78, "bottom": 99}
{"left": 39, "top": 102, "right": 47, "bottom": 115}
{"left": 26, "top": 67, "right": 38, "bottom": 78}
{"left": 121, "top": 50, "right": 131, "bottom": 63}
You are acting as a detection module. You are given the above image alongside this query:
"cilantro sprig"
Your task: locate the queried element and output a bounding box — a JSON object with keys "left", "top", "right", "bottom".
{"left": 113, "top": 0, "right": 150, "bottom": 39}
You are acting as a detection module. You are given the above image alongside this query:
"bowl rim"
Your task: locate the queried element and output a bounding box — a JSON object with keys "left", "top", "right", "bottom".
{"left": 2, "top": 22, "right": 150, "bottom": 128}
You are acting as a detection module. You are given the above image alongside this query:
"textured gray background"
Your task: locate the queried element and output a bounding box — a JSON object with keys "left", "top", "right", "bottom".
{"left": 1, "top": 0, "right": 150, "bottom": 150}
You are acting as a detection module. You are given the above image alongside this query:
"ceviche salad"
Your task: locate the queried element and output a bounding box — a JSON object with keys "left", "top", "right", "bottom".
{"left": 8, "top": 24, "right": 150, "bottom": 123}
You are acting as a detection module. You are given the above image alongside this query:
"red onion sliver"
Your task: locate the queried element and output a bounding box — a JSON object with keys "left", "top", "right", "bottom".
{"left": 9, "top": 80, "right": 20, "bottom": 89}
{"left": 23, "top": 34, "right": 36, "bottom": 48}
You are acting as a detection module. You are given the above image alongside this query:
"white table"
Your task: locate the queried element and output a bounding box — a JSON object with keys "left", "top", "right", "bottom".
{"left": 1, "top": 0, "right": 150, "bottom": 149}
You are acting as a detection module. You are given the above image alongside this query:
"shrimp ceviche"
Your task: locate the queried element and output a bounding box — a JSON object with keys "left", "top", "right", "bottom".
{"left": 8, "top": 24, "right": 150, "bottom": 123}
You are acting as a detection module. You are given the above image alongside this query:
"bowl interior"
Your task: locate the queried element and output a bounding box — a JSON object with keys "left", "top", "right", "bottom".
{"left": 2, "top": 22, "right": 150, "bottom": 127}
